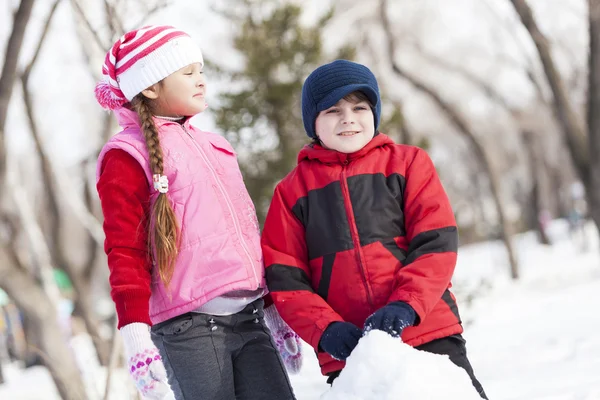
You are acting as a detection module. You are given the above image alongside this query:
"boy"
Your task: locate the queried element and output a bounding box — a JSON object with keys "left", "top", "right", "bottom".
{"left": 261, "top": 59, "right": 487, "bottom": 398}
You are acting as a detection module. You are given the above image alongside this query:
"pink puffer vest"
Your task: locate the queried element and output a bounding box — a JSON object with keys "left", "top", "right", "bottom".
{"left": 97, "top": 108, "right": 265, "bottom": 324}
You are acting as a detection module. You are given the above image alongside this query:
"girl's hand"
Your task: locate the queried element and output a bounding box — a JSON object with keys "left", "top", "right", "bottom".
{"left": 264, "top": 305, "right": 303, "bottom": 374}
{"left": 120, "top": 323, "right": 174, "bottom": 400}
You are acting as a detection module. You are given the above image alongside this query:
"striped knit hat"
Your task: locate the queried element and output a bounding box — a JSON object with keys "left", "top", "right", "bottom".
{"left": 95, "top": 25, "right": 204, "bottom": 110}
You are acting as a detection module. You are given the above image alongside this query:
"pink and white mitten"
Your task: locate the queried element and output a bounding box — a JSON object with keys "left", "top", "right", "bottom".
{"left": 264, "top": 305, "right": 303, "bottom": 374}
{"left": 120, "top": 323, "right": 174, "bottom": 400}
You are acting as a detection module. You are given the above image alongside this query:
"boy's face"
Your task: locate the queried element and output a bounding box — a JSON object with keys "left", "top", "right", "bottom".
{"left": 315, "top": 98, "right": 375, "bottom": 154}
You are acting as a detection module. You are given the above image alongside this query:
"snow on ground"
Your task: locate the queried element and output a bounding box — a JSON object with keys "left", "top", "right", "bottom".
{"left": 1, "top": 220, "right": 599, "bottom": 399}
{"left": 458, "top": 221, "right": 600, "bottom": 400}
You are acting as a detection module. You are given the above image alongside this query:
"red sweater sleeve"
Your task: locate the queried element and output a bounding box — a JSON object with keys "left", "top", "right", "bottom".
{"left": 97, "top": 149, "right": 152, "bottom": 328}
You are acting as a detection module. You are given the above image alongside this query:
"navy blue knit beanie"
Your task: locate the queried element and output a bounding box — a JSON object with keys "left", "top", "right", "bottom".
{"left": 301, "top": 59, "right": 381, "bottom": 138}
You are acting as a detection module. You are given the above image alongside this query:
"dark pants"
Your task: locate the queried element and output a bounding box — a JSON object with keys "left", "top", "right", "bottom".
{"left": 327, "top": 334, "right": 488, "bottom": 399}
{"left": 151, "top": 299, "right": 296, "bottom": 400}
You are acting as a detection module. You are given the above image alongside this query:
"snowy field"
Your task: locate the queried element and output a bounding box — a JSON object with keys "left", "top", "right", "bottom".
{"left": 1, "top": 220, "right": 599, "bottom": 399}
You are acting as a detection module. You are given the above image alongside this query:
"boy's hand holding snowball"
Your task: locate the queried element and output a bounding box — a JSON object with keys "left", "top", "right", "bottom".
{"left": 319, "top": 322, "right": 364, "bottom": 361}
{"left": 319, "top": 301, "right": 416, "bottom": 361}
{"left": 364, "top": 301, "right": 417, "bottom": 337}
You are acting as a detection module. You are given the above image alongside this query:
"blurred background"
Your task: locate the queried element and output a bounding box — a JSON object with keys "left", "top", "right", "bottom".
{"left": 0, "top": 0, "right": 599, "bottom": 399}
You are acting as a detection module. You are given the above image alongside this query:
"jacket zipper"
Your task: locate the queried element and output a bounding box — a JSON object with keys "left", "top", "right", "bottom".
{"left": 181, "top": 126, "right": 259, "bottom": 286}
{"left": 339, "top": 160, "right": 374, "bottom": 306}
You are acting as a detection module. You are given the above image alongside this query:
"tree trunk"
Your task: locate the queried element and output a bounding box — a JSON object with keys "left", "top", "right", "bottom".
{"left": 8, "top": 182, "right": 89, "bottom": 398}
{"left": 379, "top": 0, "right": 520, "bottom": 278}
{"left": 543, "top": 160, "right": 569, "bottom": 218}
{"left": 18, "top": 0, "right": 109, "bottom": 366}
{"left": 510, "top": 0, "right": 600, "bottom": 243}
{"left": 484, "top": 154, "right": 520, "bottom": 279}
{"left": 509, "top": 0, "right": 589, "bottom": 180}
{"left": 72, "top": 277, "right": 110, "bottom": 365}
{"left": 0, "top": 0, "right": 36, "bottom": 191}
{"left": 521, "top": 130, "right": 551, "bottom": 244}
{"left": 587, "top": 0, "right": 600, "bottom": 237}
{"left": 22, "top": 74, "right": 109, "bottom": 366}
{"left": 0, "top": 251, "right": 87, "bottom": 400}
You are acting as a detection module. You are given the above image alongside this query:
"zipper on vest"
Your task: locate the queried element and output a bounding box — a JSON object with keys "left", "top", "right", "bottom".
{"left": 339, "top": 161, "right": 374, "bottom": 307}
{"left": 180, "top": 126, "right": 260, "bottom": 286}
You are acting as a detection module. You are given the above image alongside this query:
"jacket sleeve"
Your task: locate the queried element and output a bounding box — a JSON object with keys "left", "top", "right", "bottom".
{"left": 387, "top": 147, "right": 458, "bottom": 324}
{"left": 97, "top": 149, "right": 153, "bottom": 328}
{"left": 262, "top": 185, "right": 344, "bottom": 351}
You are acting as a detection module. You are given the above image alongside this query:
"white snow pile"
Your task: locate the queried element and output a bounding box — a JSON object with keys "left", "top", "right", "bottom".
{"left": 321, "top": 330, "right": 481, "bottom": 400}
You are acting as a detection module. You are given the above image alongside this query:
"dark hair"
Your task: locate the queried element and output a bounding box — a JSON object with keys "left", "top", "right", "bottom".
{"left": 312, "top": 90, "right": 374, "bottom": 145}
{"left": 343, "top": 91, "right": 372, "bottom": 105}
{"left": 130, "top": 94, "right": 180, "bottom": 288}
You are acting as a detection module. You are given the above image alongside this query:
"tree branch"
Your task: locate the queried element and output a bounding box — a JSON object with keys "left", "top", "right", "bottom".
{"left": 379, "top": 0, "right": 483, "bottom": 158}
{"left": 0, "top": 215, "right": 27, "bottom": 273}
{"left": 70, "top": 0, "right": 108, "bottom": 51}
{"left": 481, "top": 0, "right": 554, "bottom": 106}
{"left": 23, "top": 0, "right": 61, "bottom": 81}
{"left": 129, "top": 0, "right": 172, "bottom": 31}
{"left": 104, "top": 0, "right": 125, "bottom": 37}
{"left": 0, "top": 0, "right": 36, "bottom": 189}
{"left": 379, "top": 0, "right": 520, "bottom": 279}
{"left": 19, "top": 0, "right": 104, "bottom": 248}
{"left": 410, "top": 42, "right": 515, "bottom": 114}
{"left": 586, "top": 0, "right": 600, "bottom": 234}
{"left": 0, "top": 0, "right": 35, "bottom": 131}
{"left": 21, "top": 0, "right": 69, "bottom": 272}
{"left": 82, "top": 159, "right": 99, "bottom": 281}
{"left": 10, "top": 182, "right": 62, "bottom": 304}
{"left": 509, "top": 0, "right": 589, "bottom": 181}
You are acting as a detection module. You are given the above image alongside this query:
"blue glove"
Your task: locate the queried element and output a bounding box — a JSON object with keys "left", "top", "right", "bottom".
{"left": 364, "top": 302, "right": 416, "bottom": 337}
{"left": 319, "top": 322, "right": 363, "bottom": 361}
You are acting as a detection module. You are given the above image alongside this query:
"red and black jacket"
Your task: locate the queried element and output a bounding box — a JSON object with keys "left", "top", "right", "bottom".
{"left": 261, "top": 133, "right": 463, "bottom": 375}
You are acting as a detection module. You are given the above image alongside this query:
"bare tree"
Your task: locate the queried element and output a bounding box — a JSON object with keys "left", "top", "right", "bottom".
{"left": 408, "top": 42, "right": 557, "bottom": 244}
{"left": 509, "top": 0, "right": 600, "bottom": 238}
{"left": 522, "top": 130, "right": 551, "bottom": 244}
{"left": 20, "top": 0, "right": 111, "bottom": 367}
{"left": 0, "top": 239, "right": 87, "bottom": 400}
{"left": 0, "top": 0, "right": 35, "bottom": 189}
{"left": 508, "top": 0, "right": 600, "bottom": 245}
{"left": 379, "top": 0, "right": 520, "bottom": 279}
{"left": 0, "top": 2, "right": 89, "bottom": 398}
{"left": 0, "top": 0, "right": 36, "bottom": 384}
{"left": 0, "top": 0, "right": 175, "bottom": 397}
{"left": 588, "top": 0, "right": 600, "bottom": 237}
{"left": 359, "top": 31, "right": 416, "bottom": 146}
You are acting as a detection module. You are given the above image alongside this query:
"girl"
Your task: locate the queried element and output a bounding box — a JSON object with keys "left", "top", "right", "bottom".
{"left": 95, "top": 26, "right": 300, "bottom": 400}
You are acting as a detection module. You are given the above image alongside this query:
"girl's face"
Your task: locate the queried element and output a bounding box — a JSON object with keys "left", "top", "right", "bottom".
{"left": 142, "top": 62, "right": 206, "bottom": 117}
{"left": 314, "top": 97, "right": 375, "bottom": 153}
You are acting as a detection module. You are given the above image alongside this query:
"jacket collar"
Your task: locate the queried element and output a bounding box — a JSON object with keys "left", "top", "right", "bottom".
{"left": 297, "top": 133, "right": 395, "bottom": 165}
{"left": 114, "top": 107, "right": 194, "bottom": 131}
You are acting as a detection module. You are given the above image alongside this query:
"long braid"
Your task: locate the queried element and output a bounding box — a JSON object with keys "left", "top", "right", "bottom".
{"left": 130, "top": 95, "right": 180, "bottom": 288}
